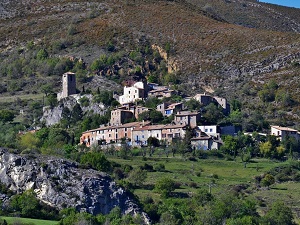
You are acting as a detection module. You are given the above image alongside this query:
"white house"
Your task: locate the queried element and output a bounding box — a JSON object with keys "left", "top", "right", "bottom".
{"left": 119, "top": 82, "right": 146, "bottom": 105}
{"left": 271, "top": 125, "right": 300, "bottom": 141}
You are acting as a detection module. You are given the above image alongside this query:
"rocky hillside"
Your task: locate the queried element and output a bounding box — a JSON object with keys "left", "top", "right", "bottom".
{"left": 0, "top": 148, "right": 149, "bottom": 223}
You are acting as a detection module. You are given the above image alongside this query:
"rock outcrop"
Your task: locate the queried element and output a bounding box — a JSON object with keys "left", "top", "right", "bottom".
{"left": 41, "top": 94, "right": 106, "bottom": 126}
{"left": 0, "top": 148, "right": 150, "bottom": 224}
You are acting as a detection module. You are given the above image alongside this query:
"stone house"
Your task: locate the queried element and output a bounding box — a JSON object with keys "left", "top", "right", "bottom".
{"left": 162, "top": 124, "right": 187, "bottom": 143}
{"left": 271, "top": 125, "right": 300, "bottom": 141}
{"left": 148, "top": 87, "right": 176, "bottom": 99}
{"left": 193, "top": 93, "right": 230, "bottom": 114}
{"left": 174, "top": 111, "right": 201, "bottom": 128}
{"left": 110, "top": 109, "right": 134, "bottom": 126}
{"left": 119, "top": 81, "right": 146, "bottom": 105}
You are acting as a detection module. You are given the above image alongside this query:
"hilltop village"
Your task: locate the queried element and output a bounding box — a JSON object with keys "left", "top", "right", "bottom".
{"left": 52, "top": 72, "right": 300, "bottom": 151}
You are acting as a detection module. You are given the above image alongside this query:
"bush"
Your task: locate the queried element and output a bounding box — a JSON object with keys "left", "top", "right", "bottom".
{"left": 140, "top": 163, "right": 154, "bottom": 172}
{"left": 155, "top": 177, "right": 176, "bottom": 198}
{"left": 154, "top": 163, "right": 165, "bottom": 172}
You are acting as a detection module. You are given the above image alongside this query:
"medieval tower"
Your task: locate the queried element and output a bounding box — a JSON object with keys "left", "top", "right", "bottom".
{"left": 57, "top": 72, "right": 76, "bottom": 100}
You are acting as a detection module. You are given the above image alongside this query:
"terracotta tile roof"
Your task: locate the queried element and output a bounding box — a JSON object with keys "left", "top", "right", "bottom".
{"left": 133, "top": 124, "right": 166, "bottom": 131}
{"left": 163, "top": 124, "right": 186, "bottom": 129}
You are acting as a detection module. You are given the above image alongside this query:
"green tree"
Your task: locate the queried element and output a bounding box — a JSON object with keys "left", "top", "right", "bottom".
{"left": 80, "top": 152, "right": 111, "bottom": 172}
{"left": 41, "top": 84, "right": 53, "bottom": 96}
{"left": 19, "top": 132, "right": 40, "bottom": 150}
{"left": 0, "top": 110, "right": 15, "bottom": 123}
{"left": 37, "top": 49, "right": 49, "bottom": 60}
{"left": 261, "top": 174, "right": 275, "bottom": 187}
{"left": 145, "top": 97, "right": 161, "bottom": 109}
{"left": 127, "top": 168, "right": 147, "bottom": 187}
{"left": 9, "top": 190, "right": 40, "bottom": 218}
{"left": 259, "top": 141, "right": 272, "bottom": 158}
{"left": 221, "top": 136, "right": 238, "bottom": 158}
{"left": 71, "top": 103, "right": 83, "bottom": 123}
{"left": 46, "top": 93, "right": 58, "bottom": 108}
{"left": 202, "top": 103, "right": 224, "bottom": 124}
{"left": 155, "top": 177, "right": 176, "bottom": 198}
{"left": 147, "top": 136, "right": 160, "bottom": 147}
{"left": 264, "top": 201, "right": 295, "bottom": 225}
{"left": 185, "top": 99, "right": 201, "bottom": 111}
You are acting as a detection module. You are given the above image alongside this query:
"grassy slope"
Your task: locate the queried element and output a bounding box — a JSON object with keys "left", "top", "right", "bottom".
{"left": 0, "top": 217, "right": 58, "bottom": 225}
{"left": 108, "top": 155, "right": 300, "bottom": 218}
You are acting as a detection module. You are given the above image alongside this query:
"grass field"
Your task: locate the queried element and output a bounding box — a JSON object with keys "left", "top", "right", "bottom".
{"left": 0, "top": 93, "right": 44, "bottom": 103}
{"left": 108, "top": 155, "right": 300, "bottom": 221}
{"left": 0, "top": 217, "right": 58, "bottom": 225}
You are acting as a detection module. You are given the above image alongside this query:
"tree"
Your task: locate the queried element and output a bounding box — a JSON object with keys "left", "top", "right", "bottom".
{"left": 71, "top": 104, "right": 83, "bottom": 123}
{"left": 264, "top": 201, "right": 295, "bottom": 225}
{"left": 185, "top": 99, "right": 201, "bottom": 111}
{"left": 9, "top": 190, "right": 40, "bottom": 218}
{"left": 37, "top": 49, "right": 49, "bottom": 60}
{"left": 145, "top": 97, "right": 161, "bottom": 109}
{"left": 46, "top": 93, "right": 58, "bottom": 108}
{"left": 0, "top": 110, "right": 15, "bottom": 123}
{"left": 202, "top": 103, "right": 224, "bottom": 124}
{"left": 41, "top": 84, "right": 53, "bottom": 96}
{"left": 147, "top": 136, "right": 160, "bottom": 147}
{"left": 19, "top": 132, "right": 40, "bottom": 150}
{"left": 149, "top": 111, "right": 164, "bottom": 123}
{"left": 127, "top": 168, "right": 147, "bottom": 187}
{"left": 261, "top": 174, "right": 275, "bottom": 187}
{"left": 80, "top": 152, "right": 111, "bottom": 172}
{"left": 221, "top": 136, "right": 238, "bottom": 157}
{"left": 155, "top": 177, "right": 176, "bottom": 198}
{"left": 259, "top": 141, "right": 272, "bottom": 158}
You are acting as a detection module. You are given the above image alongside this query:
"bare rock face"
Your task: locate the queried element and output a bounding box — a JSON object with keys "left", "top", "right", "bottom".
{"left": 0, "top": 148, "right": 149, "bottom": 224}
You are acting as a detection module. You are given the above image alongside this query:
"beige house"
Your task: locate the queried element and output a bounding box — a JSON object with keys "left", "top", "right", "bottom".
{"left": 80, "top": 121, "right": 151, "bottom": 147}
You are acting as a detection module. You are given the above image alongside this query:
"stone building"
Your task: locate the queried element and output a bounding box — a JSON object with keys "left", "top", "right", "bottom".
{"left": 57, "top": 72, "right": 77, "bottom": 100}
{"left": 174, "top": 111, "right": 201, "bottom": 128}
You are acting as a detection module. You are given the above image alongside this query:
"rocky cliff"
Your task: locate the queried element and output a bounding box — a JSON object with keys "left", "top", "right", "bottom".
{"left": 0, "top": 148, "right": 149, "bottom": 223}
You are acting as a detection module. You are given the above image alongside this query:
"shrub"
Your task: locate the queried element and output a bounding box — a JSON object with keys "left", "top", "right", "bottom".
{"left": 154, "top": 163, "right": 165, "bottom": 172}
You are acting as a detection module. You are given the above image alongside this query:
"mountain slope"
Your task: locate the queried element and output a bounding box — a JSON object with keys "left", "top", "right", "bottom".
{"left": 1, "top": 0, "right": 300, "bottom": 127}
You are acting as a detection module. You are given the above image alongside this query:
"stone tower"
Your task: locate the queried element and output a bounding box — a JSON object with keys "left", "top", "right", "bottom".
{"left": 57, "top": 72, "right": 76, "bottom": 100}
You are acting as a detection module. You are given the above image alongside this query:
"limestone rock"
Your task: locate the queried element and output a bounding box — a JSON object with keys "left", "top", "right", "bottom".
{"left": 0, "top": 148, "right": 150, "bottom": 224}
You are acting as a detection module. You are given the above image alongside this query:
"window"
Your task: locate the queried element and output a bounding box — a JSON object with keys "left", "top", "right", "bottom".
{"left": 210, "top": 129, "right": 213, "bottom": 132}
{"left": 142, "top": 135, "right": 144, "bottom": 139}
{"left": 157, "top": 134, "right": 159, "bottom": 138}
{"left": 125, "top": 128, "right": 127, "bottom": 131}
{"left": 125, "top": 133, "right": 127, "bottom": 137}
{"left": 205, "top": 129, "right": 208, "bottom": 132}
{"left": 129, "top": 91, "right": 130, "bottom": 94}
